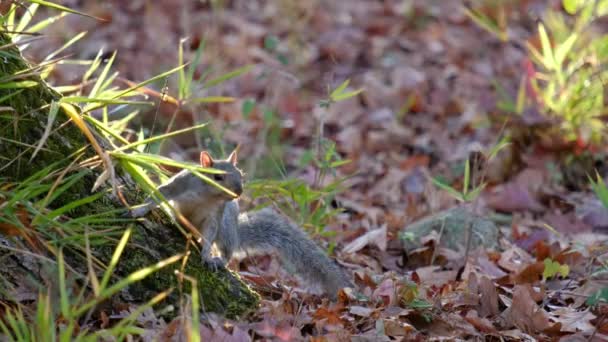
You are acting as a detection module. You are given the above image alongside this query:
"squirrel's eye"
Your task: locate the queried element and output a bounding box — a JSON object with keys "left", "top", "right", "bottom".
{"left": 213, "top": 174, "right": 225, "bottom": 181}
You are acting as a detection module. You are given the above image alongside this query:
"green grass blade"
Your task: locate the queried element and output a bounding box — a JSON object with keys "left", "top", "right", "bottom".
{"left": 45, "top": 31, "right": 86, "bottom": 61}
{"left": 189, "top": 96, "right": 235, "bottom": 103}
{"left": 15, "top": 3, "right": 39, "bottom": 34}
{"left": 99, "top": 227, "right": 132, "bottom": 290}
{"left": 73, "top": 253, "right": 184, "bottom": 317}
{"left": 89, "top": 51, "right": 116, "bottom": 97}
{"left": 113, "top": 122, "right": 208, "bottom": 152}
{"left": 26, "top": 0, "right": 103, "bottom": 20}
{"left": 0, "top": 81, "right": 38, "bottom": 89}
{"left": 203, "top": 64, "right": 251, "bottom": 89}
{"left": 58, "top": 249, "right": 71, "bottom": 320}
{"left": 45, "top": 191, "right": 106, "bottom": 221}
{"left": 111, "top": 64, "right": 187, "bottom": 100}
{"left": 26, "top": 12, "right": 67, "bottom": 35}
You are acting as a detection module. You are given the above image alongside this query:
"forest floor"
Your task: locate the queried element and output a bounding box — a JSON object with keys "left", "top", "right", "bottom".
{"left": 22, "top": 0, "right": 608, "bottom": 340}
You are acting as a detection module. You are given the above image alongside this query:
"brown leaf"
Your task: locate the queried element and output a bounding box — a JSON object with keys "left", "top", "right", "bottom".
{"left": 503, "top": 285, "right": 551, "bottom": 333}
{"left": 343, "top": 225, "right": 387, "bottom": 254}
{"left": 382, "top": 318, "right": 415, "bottom": 337}
{"left": 372, "top": 278, "right": 397, "bottom": 306}
{"left": 550, "top": 307, "right": 597, "bottom": 333}
{"left": 513, "top": 261, "right": 544, "bottom": 284}
{"left": 544, "top": 211, "right": 591, "bottom": 235}
{"left": 478, "top": 276, "right": 499, "bottom": 317}
{"left": 415, "top": 266, "right": 457, "bottom": 287}
{"left": 464, "top": 310, "right": 497, "bottom": 333}
{"left": 313, "top": 306, "right": 345, "bottom": 326}
{"left": 486, "top": 182, "right": 544, "bottom": 213}
{"left": 252, "top": 319, "right": 304, "bottom": 341}
{"left": 349, "top": 306, "right": 375, "bottom": 317}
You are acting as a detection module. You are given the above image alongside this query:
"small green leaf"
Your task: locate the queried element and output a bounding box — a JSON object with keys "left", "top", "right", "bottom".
{"left": 332, "top": 88, "right": 364, "bottom": 102}
{"left": 431, "top": 177, "right": 464, "bottom": 201}
{"left": 242, "top": 99, "right": 255, "bottom": 118}
{"left": 488, "top": 135, "right": 511, "bottom": 161}
{"left": 543, "top": 258, "right": 570, "bottom": 281}
{"left": 554, "top": 33, "right": 578, "bottom": 67}
{"left": 330, "top": 79, "right": 350, "bottom": 99}
{"left": 589, "top": 172, "right": 608, "bottom": 209}
{"left": 264, "top": 35, "right": 279, "bottom": 51}
{"left": 587, "top": 287, "right": 608, "bottom": 306}
{"left": 538, "top": 23, "right": 556, "bottom": 70}
{"left": 563, "top": 0, "right": 581, "bottom": 14}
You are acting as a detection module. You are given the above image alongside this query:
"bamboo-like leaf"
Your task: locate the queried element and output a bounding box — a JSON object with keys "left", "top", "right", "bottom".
{"left": 112, "top": 64, "right": 187, "bottom": 100}
{"left": 463, "top": 158, "right": 471, "bottom": 195}
{"left": 488, "top": 135, "right": 511, "bottom": 161}
{"left": 89, "top": 51, "right": 116, "bottom": 97}
{"left": 59, "top": 102, "right": 104, "bottom": 158}
{"left": 554, "top": 33, "right": 578, "bottom": 67}
{"left": 44, "top": 31, "right": 86, "bottom": 61}
{"left": 0, "top": 81, "right": 38, "bottom": 89}
{"left": 25, "top": 12, "right": 67, "bottom": 35}
{"left": 99, "top": 227, "right": 132, "bottom": 290}
{"left": 189, "top": 96, "right": 235, "bottom": 103}
{"left": 113, "top": 122, "right": 208, "bottom": 152}
{"left": 538, "top": 23, "right": 556, "bottom": 70}
{"left": 46, "top": 191, "right": 105, "bottom": 220}
{"left": 62, "top": 96, "right": 153, "bottom": 106}
{"left": 590, "top": 172, "right": 608, "bottom": 209}
{"left": 15, "top": 3, "right": 39, "bottom": 34}
{"left": 181, "top": 39, "right": 205, "bottom": 99}
{"left": 331, "top": 88, "right": 364, "bottom": 101}
{"left": 58, "top": 249, "right": 71, "bottom": 319}
{"left": 431, "top": 177, "right": 464, "bottom": 201}
{"left": 83, "top": 49, "right": 103, "bottom": 82}
{"left": 26, "top": 0, "right": 104, "bottom": 20}
{"left": 203, "top": 64, "right": 252, "bottom": 89}
{"left": 330, "top": 79, "right": 350, "bottom": 98}
{"left": 515, "top": 75, "right": 527, "bottom": 114}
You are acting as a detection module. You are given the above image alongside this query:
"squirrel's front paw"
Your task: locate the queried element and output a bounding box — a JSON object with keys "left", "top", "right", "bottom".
{"left": 202, "top": 257, "right": 225, "bottom": 271}
{"left": 128, "top": 207, "right": 147, "bottom": 218}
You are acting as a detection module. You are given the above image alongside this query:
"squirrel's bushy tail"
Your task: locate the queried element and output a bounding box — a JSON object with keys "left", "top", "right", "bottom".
{"left": 236, "top": 208, "right": 351, "bottom": 298}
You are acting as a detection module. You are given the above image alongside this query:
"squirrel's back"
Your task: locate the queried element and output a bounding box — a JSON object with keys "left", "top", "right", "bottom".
{"left": 236, "top": 207, "right": 351, "bottom": 298}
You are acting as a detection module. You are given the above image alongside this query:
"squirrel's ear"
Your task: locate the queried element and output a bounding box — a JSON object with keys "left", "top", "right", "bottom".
{"left": 227, "top": 146, "right": 239, "bottom": 165}
{"left": 200, "top": 151, "right": 214, "bottom": 167}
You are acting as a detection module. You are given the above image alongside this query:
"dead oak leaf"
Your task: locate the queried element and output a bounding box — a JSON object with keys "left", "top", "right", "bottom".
{"left": 343, "top": 225, "right": 387, "bottom": 254}
{"left": 478, "top": 275, "right": 500, "bottom": 317}
{"left": 503, "top": 285, "right": 551, "bottom": 334}
{"left": 464, "top": 310, "right": 497, "bottom": 334}
{"left": 549, "top": 307, "right": 596, "bottom": 333}
{"left": 349, "top": 305, "right": 376, "bottom": 318}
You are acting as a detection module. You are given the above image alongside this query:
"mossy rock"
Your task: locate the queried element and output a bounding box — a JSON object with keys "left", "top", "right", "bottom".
{"left": 400, "top": 207, "right": 504, "bottom": 253}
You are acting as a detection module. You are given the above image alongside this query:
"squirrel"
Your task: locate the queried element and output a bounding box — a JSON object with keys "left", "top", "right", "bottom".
{"left": 130, "top": 149, "right": 352, "bottom": 299}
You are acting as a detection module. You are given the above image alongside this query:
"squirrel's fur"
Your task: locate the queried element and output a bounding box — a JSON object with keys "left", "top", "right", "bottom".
{"left": 131, "top": 150, "right": 351, "bottom": 298}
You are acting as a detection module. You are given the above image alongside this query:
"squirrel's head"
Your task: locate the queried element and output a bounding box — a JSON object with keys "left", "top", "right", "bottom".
{"left": 199, "top": 149, "right": 243, "bottom": 199}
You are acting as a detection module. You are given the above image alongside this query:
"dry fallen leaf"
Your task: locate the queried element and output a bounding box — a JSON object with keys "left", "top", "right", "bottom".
{"left": 503, "top": 285, "right": 551, "bottom": 334}
{"left": 549, "top": 307, "right": 596, "bottom": 333}
{"left": 343, "top": 225, "right": 387, "bottom": 254}
{"left": 478, "top": 275, "right": 499, "bottom": 317}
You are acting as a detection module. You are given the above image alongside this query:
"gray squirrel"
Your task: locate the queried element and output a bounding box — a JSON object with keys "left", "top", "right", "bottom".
{"left": 130, "top": 149, "right": 352, "bottom": 299}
